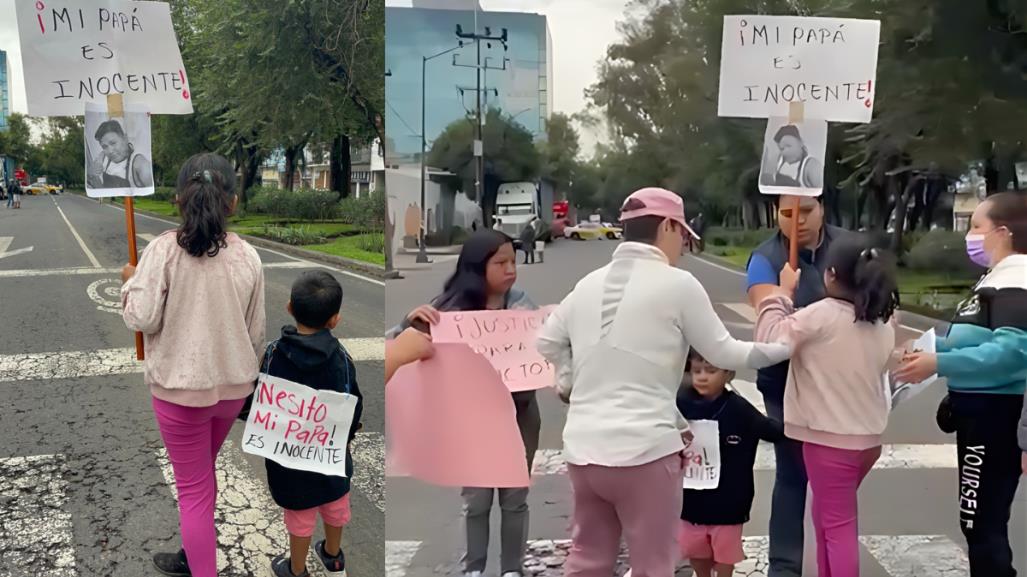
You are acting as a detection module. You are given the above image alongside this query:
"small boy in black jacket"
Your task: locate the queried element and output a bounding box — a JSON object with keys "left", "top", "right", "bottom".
{"left": 677, "top": 350, "right": 783, "bottom": 577}
{"left": 264, "top": 271, "right": 363, "bottom": 577}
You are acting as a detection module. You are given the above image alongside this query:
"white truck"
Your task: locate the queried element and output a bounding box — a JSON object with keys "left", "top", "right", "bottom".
{"left": 494, "top": 181, "right": 542, "bottom": 240}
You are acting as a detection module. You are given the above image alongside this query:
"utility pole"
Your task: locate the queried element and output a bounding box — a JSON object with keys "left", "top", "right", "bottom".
{"left": 455, "top": 22, "right": 507, "bottom": 225}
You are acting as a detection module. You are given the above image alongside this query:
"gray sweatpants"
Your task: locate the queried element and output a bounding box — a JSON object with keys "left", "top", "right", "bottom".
{"left": 461, "top": 391, "right": 541, "bottom": 575}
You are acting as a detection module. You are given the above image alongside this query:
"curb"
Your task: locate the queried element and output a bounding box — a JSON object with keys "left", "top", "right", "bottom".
{"left": 90, "top": 194, "right": 389, "bottom": 280}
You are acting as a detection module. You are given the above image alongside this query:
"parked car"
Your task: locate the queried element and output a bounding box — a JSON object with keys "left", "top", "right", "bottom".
{"left": 564, "top": 222, "right": 606, "bottom": 240}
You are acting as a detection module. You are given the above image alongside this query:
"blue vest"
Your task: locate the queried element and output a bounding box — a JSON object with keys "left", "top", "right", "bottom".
{"left": 748, "top": 224, "right": 850, "bottom": 399}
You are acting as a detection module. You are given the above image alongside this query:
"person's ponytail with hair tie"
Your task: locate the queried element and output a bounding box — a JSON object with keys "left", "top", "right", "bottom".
{"left": 826, "top": 237, "right": 899, "bottom": 324}
{"left": 175, "top": 154, "right": 237, "bottom": 258}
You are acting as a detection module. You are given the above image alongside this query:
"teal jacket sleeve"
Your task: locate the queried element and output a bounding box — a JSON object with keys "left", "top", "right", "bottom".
{"left": 936, "top": 327, "right": 1027, "bottom": 387}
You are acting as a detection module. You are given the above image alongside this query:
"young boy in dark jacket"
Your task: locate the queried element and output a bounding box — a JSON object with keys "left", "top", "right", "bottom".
{"left": 677, "top": 350, "right": 783, "bottom": 577}
{"left": 265, "top": 271, "right": 363, "bottom": 577}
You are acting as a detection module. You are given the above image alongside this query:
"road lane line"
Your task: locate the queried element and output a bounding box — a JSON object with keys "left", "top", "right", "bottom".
{"left": 0, "top": 237, "right": 12, "bottom": 254}
{"left": 53, "top": 197, "right": 102, "bottom": 268}
{"left": 95, "top": 197, "right": 386, "bottom": 286}
{"left": 0, "top": 338, "right": 384, "bottom": 383}
{"left": 0, "top": 246, "right": 34, "bottom": 260}
{"left": 0, "top": 454, "right": 77, "bottom": 576}
{"left": 860, "top": 535, "right": 970, "bottom": 576}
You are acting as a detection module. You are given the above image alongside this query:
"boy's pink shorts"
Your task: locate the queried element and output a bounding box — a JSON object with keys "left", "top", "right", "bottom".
{"left": 283, "top": 494, "right": 352, "bottom": 538}
{"left": 678, "top": 520, "right": 745, "bottom": 565}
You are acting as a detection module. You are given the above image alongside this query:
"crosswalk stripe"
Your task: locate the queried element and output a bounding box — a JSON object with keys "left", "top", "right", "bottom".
{"left": 386, "top": 541, "right": 423, "bottom": 577}
{"left": 0, "top": 454, "right": 77, "bottom": 576}
{"left": 0, "top": 260, "right": 328, "bottom": 279}
{"left": 350, "top": 432, "right": 385, "bottom": 512}
{"left": 387, "top": 535, "right": 970, "bottom": 577}
{"left": 721, "top": 302, "right": 758, "bottom": 323}
{"left": 524, "top": 443, "right": 958, "bottom": 477}
{"left": 0, "top": 338, "right": 384, "bottom": 383}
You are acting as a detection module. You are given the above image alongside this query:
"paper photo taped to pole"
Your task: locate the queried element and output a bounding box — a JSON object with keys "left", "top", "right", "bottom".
{"left": 84, "top": 102, "right": 155, "bottom": 198}
{"left": 758, "top": 117, "right": 827, "bottom": 197}
{"left": 14, "top": 0, "right": 192, "bottom": 117}
{"left": 718, "top": 15, "right": 880, "bottom": 123}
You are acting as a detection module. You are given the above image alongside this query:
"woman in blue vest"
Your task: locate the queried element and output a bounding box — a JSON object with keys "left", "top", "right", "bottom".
{"left": 896, "top": 192, "right": 1027, "bottom": 577}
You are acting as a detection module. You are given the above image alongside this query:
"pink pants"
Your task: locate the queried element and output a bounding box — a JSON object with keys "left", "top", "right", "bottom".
{"left": 153, "top": 396, "right": 246, "bottom": 577}
{"left": 565, "top": 453, "right": 683, "bottom": 577}
{"left": 803, "top": 443, "right": 881, "bottom": 577}
{"left": 283, "top": 494, "right": 352, "bottom": 538}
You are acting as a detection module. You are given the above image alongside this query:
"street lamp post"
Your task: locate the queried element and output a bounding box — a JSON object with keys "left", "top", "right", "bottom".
{"left": 419, "top": 45, "right": 463, "bottom": 264}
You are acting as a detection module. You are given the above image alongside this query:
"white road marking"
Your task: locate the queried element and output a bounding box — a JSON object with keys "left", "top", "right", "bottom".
{"left": 86, "top": 278, "right": 123, "bottom": 314}
{"left": 350, "top": 431, "right": 385, "bottom": 512}
{"left": 0, "top": 246, "right": 34, "bottom": 260}
{"left": 0, "top": 338, "right": 384, "bottom": 383}
{"left": 0, "top": 261, "right": 348, "bottom": 279}
{"left": 385, "top": 541, "right": 423, "bottom": 577}
{"left": 53, "top": 197, "right": 102, "bottom": 268}
{"left": 97, "top": 198, "right": 385, "bottom": 286}
{"left": 156, "top": 442, "right": 320, "bottom": 576}
{"left": 137, "top": 233, "right": 156, "bottom": 242}
{"left": 0, "top": 237, "right": 11, "bottom": 254}
{"left": 0, "top": 454, "right": 77, "bottom": 576}
{"left": 523, "top": 444, "right": 958, "bottom": 477}
{"left": 861, "top": 535, "right": 970, "bottom": 577}
{"left": 722, "top": 302, "right": 758, "bottom": 323}
{"left": 392, "top": 535, "right": 970, "bottom": 577}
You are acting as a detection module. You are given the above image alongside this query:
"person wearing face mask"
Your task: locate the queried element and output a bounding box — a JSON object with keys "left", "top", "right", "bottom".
{"left": 896, "top": 191, "right": 1027, "bottom": 577}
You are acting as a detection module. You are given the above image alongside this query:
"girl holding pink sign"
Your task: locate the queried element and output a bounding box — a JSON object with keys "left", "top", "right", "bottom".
{"left": 388, "top": 230, "right": 540, "bottom": 577}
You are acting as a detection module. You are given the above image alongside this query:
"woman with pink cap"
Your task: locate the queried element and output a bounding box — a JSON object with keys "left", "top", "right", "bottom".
{"left": 537, "top": 187, "right": 790, "bottom": 577}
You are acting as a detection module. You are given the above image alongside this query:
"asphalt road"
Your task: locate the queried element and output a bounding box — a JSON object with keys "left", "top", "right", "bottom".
{"left": 0, "top": 193, "right": 384, "bottom": 577}
{"left": 385, "top": 238, "right": 1027, "bottom": 577}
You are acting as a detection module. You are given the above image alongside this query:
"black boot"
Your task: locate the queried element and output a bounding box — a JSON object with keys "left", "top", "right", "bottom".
{"left": 153, "top": 549, "right": 191, "bottom": 576}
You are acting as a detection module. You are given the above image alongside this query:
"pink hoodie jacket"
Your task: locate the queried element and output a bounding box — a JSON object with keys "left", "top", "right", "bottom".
{"left": 121, "top": 231, "right": 266, "bottom": 407}
{"left": 755, "top": 294, "right": 895, "bottom": 450}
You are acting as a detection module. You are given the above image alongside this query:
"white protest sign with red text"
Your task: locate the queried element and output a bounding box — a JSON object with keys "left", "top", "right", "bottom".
{"left": 242, "top": 374, "right": 358, "bottom": 478}
{"left": 718, "top": 15, "right": 880, "bottom": 123}
{"left": 432, "top": 308, "right": 556, "bottom": 392}
{"left": 15, "top": 0, "right": 193, "bottom": 116}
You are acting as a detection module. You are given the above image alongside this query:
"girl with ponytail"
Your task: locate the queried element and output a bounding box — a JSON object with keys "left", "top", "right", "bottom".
{"left": 753, "top": 234, "right": 898, "bottom": 577}
{"left": 121, "top": 153, "right": 266, "bottom": 577}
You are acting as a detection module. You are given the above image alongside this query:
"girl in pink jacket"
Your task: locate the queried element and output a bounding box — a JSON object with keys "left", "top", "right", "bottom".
{"left": 755, "top": 235, "right": 898, "bottom": 577}
{"left": 121, "top": 153, "right": 266, "bottom": 577}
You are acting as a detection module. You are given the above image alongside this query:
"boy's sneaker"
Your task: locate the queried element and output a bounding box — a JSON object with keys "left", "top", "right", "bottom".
{"left": 270, "top": 554, "right": 310, "bottom": 577}
{"left": 314, "top": 539, "right": 347, "bottom": 576}
{"left": 152, "top": 549, "right": 191, "bottom": 576}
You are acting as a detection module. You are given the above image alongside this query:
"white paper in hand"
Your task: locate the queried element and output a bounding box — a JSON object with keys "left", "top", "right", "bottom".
{"left": 682, "top": 420, "right": 721, "bottom": 490}
{"left": 887, "top": 328, "right": 939, "bottom": 408}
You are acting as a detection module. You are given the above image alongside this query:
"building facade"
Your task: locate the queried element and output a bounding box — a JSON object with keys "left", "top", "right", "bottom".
{"left": 384, "top": 3, "right": 553, "bottom": 160}
{"left": 0, "top": 50, "right": 9, "bottom": 133}
{"left": 259, "top": 139, "right": 384, "bottom": 198}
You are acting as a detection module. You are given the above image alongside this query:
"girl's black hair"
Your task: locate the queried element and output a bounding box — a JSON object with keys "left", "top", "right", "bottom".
{"left": 824, "top": 235, "right": 900, "bottom": 323}
{"left": 175, "top": 153, "right": 237, "bottom": 258}
{"left": 432, "top": 229, "right": 514, "bottom": 312}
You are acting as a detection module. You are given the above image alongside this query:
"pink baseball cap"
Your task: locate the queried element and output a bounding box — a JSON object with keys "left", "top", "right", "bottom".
{"left": 619, "top": 187, "right": 699, "bottom": 239}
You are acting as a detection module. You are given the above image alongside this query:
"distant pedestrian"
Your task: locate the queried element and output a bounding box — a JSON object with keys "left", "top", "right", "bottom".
{"left": 121, "top": 153, "right": 266, "bottom": 577}
{"left": 688, "top": 213, "right": 706, "bottom": 253}
{"left": 519, "top": 220, "right": 537, "bottom": 265}
{"left": 387, "top": 230, "right": 540, "bottom": 577}
{"left": 10, "top": 180, "right": 22, "bottom": 209}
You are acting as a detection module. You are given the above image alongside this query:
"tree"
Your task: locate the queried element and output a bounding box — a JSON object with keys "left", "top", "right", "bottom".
{"left": 31, "top": 118, "right": 85, "bottom": 187}
{"left": 428, "top": 108, "right": 541, "bottom": 225}
{"left": 539, "top": 112, "right": 581, "bottom": 195}
{"left": 0, "top": 114, "right": 35, "bottom": 169}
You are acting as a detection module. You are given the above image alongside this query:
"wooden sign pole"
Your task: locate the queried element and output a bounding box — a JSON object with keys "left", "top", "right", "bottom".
{"left": 786, "top": 101, "right": 805, "bottom": 270}
{"left": 108, "top": 94, "right": 145, "bottom": 361}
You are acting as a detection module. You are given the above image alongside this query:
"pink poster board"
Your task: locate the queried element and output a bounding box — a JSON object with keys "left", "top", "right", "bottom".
{"left": 432, "top": 308, "right": 556, "bottom": 392}
{"left": 386, "top": 344, "right": 531, "bottom": 488}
